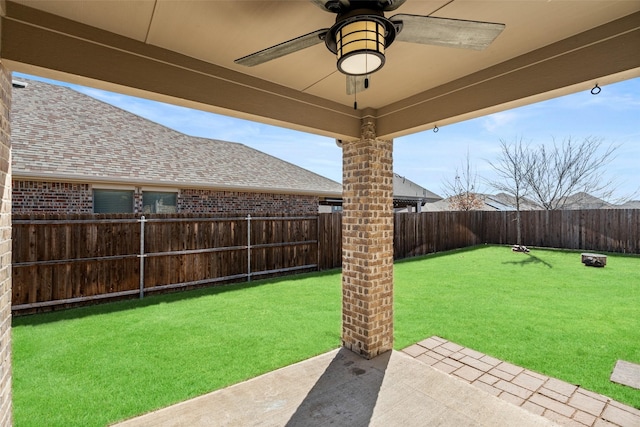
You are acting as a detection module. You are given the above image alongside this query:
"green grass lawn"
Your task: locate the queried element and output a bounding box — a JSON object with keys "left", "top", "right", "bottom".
{"left": 12, "top": 246, "right": 640, "bottom": 426}
{"left": 394, "top": 246, "right": 640, "bottom": 409}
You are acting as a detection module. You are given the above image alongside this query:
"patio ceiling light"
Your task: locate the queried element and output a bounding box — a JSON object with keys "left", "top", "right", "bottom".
{"left": 332, "top": 15, "right": 393, "bottom": 76}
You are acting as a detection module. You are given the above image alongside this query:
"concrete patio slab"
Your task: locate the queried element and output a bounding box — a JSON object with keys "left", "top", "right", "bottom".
{"left": 402, "top": 337, "right": 640, "bottom": 427}
{"left": 611, "top": 360, "right": 640, "bottom": 390}
{"left": 114, "top": 348, "right": 556, "bottom": 427}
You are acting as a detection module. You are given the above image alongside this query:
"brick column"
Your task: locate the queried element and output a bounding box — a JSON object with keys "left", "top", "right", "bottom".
{"left": 341, "top": 118, "right": 394, "bottom": 359}
{"left": 0, "top": 62, "right": 12, "bottom": 426}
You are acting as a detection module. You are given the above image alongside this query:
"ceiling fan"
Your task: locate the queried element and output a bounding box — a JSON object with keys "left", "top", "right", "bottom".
{"left": 235, "top": 0, "right": 505, "bottom": 94}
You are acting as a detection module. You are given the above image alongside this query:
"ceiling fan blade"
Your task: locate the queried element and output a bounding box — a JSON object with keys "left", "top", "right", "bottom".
{"left": 346, "top": 75, "right": 370, "bottom": 95}
{"left": 235, "top": 29, "right": 328, "bottom": 67}
{"left": 391, "top": 14, "right": 505, "bottom": 51}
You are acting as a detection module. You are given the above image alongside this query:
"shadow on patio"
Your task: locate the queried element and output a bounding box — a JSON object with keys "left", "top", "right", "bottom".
{"left": 114, "top": 347, "right": 555, "bottom": 426}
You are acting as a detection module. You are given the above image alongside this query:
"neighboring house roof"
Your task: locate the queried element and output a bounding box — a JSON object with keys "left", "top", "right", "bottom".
{"left": 561, "top": 192, "right": 613, "bottom": 210}
{"left": 482, "top": 195, "right": 515, "bottom": 211}
{"left": 420, "top": 199, "right": 455, "bottom": 212}
{"left": 423, "top": 191, "right": 631, "bottom": 211}
{"left": 11, "top": 79, "right": 342, "bottom": 197}
{"left": 488, "top": 193, "right": 542, "bottom": 211}
{"left": 422, "top": 193, "right": 505, "bottom": 212}
{"left": 393, "top": 174, "right": 442, "bottom": 206}
{"left": 617, "top": 200, "right": 640, "bottom": 209}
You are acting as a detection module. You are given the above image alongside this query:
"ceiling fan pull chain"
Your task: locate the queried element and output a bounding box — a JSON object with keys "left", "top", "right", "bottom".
{"left": 364, "top": 77, "right": 369, "bottom": 89}
{"left": 354, "top": 87, "right": 358, "bottom": 110}
{"left": 591, "top": 83, "right": 601, "bottom": 95}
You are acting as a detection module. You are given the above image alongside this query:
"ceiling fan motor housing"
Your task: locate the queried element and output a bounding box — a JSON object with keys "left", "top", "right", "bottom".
{"left": 319, "top": 0, "right": 406, "bottom": 14}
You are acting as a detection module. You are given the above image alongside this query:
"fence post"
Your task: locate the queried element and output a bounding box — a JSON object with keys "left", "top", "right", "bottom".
{"left": 317, "top": 215, "right": 321, "bottom": 271}
{"left": 247, "top": 214, "right": 251, "bottom": 282}
{"left": 139, "top": 215, "right": 146, "bottom": 298}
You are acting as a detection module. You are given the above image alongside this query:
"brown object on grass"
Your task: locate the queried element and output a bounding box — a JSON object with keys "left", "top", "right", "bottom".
{"left": 581, "top": 252, "right": 607, "bottom": 267}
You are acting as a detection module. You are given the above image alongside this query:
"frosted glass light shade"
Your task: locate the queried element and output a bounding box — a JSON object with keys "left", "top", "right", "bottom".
{"left": 336, "top": 19, "right": 385, "bottom": 75}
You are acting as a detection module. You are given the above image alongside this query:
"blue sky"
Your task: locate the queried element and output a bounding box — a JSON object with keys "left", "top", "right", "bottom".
{"left": 15, "top": 72, "right": 639, "bottom": 200}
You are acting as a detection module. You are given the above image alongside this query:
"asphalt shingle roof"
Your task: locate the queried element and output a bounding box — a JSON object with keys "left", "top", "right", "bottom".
{"left": 393, "top": 173, "right": 442, "bottom": 201}
{"left": 11, "top": 79, "right": 342, "bottom": 196}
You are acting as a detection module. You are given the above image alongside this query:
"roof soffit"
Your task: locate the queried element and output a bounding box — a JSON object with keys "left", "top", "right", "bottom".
{"left": 2, "top": 1, "right": 639, "bottom": 140}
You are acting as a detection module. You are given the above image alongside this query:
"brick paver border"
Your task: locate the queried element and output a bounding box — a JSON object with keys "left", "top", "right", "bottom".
{"left": 402, "top": 336, "right": 640, "bottom": 427}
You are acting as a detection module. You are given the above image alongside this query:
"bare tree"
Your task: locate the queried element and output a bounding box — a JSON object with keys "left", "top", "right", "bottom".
{"left": 442, "top": 150, "right": 484, "bottom": 211}
{"left": 487, "top": 138, "right": 533, "bottom": 246}
{"left": 526, "top": 137, "right": 618, "bottom": 210}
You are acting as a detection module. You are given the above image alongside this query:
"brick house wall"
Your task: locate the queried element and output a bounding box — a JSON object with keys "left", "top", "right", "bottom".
{"left": 0, "top": 64, "right": 13, "bottom": 426}
{"left": 178, "top": 189, "right": 318, "bottom": 215}
{"left": 12, "top": 181, "right": 92, "bottom": 213}
{"left": 11, "top": 180, "right": 320, "bottom": 216}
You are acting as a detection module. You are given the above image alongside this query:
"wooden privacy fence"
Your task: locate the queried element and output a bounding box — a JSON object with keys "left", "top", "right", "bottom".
{"left": 503, "top": 209, "right": 640, "bottom": 253}
{"left": 393, "top": 211, "right": 485, "bottom": 259}
{"left": 393, "top": 209, "right": 640, "bottom": 259}
{"left": 12, "top": 209, "right": 638, "bottom": 313}
{"left": 12, "top": 213, "right": 335, "bottom": 313}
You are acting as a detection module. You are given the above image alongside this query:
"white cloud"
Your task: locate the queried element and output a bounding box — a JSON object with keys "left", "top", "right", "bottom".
{"left": 481, "top": 111, "right": 522, "bottom": 132}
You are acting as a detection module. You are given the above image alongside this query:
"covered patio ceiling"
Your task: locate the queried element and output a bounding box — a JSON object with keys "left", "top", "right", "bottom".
{"left": 2, "top": 0, "right": 639, "bottom": 140}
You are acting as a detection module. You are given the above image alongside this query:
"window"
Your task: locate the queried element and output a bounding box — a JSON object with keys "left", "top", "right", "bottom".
{"left": 93, "top": 189, "right": 134, "bottom": 213}
{"left": 142, "top": 191, "right": 177, "bottom": 213}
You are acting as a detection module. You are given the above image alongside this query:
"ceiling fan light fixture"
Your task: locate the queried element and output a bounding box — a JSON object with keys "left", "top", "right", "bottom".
{"left": 336, "top": 18, "right": 386, "bottom": 75}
